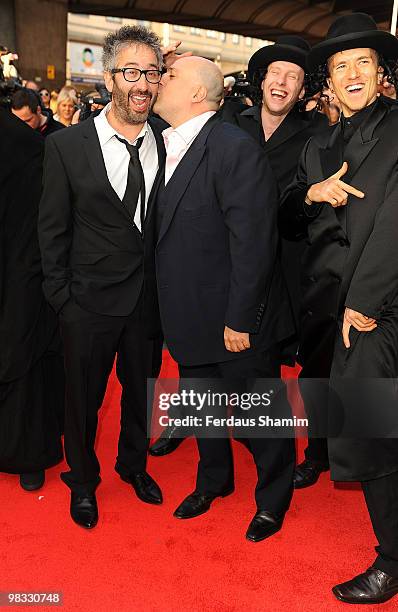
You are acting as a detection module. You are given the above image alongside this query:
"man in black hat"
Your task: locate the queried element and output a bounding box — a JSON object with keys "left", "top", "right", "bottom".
{"left": 281, "top": 13, "right": 398, "bottom": 605}
{"left": 229, "top": 36, "right": 330, "bottom": 490}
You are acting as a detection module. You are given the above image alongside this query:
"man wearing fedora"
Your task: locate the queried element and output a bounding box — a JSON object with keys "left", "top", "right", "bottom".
{"left": 281, "top": 13, "right": 398, "bottom": 605}
{"left": 228, "top": 36, "right": 331, "bottom": 491}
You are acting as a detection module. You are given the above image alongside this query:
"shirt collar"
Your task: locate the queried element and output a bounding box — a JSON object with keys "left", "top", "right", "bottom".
{"left": 340, "top": 98, "right": 378, "bottom": 133}
{"left": 162, "top": 110, "right": 216, "bottom": 148}
{"left": 96, "top": 102, "right": 149, "bottom": 146}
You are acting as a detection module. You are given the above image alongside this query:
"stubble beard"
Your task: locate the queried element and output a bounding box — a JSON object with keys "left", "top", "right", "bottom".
{"left": 112, "top": 81, "right": 155, "bottom": 125}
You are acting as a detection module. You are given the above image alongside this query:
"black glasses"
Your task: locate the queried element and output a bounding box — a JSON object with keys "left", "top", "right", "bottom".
{"left": 111, "top": 67, "right": 166, "bottom": 84}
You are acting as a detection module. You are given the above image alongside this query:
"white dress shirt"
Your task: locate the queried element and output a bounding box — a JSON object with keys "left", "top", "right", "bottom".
{"left": 94, "top": 103, "right": 158, "bottom": 231}
{"left": 162, "top": 111, "right": 217, "bottom": 185}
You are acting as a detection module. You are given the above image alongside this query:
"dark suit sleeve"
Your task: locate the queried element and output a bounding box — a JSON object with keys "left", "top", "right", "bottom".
{"left": 345, "top": 163, "right": 398, "bottom": 319}
{"left": 279, "top": 138, "right": 323, "bottom": 241}
{"left": 38, "top": 136, "right": 73, "bottom": 313}
{"left": 216, "top": 134, "right": 278, "bottom": 333}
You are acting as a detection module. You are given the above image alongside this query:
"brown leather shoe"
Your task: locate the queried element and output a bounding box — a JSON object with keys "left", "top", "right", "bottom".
{"left": 332, "top": 567, "right": 398, "bottom": 604}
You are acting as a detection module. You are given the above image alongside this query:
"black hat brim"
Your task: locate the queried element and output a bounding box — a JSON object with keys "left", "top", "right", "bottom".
{"left": 248, "top": 45, "right": 308, "bottom": 81}
{"left": 308, "top": 30, "right": 398, "bottom": 72}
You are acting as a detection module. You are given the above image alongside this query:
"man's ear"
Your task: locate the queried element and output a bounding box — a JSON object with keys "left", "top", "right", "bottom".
{"left": 104, "top": 70, "right": 114, "bottom": 94}
{"left": 377, "top": 65, "right": 384, "bottom": 84}
{"left": 193, "top": 84, "right": 207, "bottom": 104}
{"left": 326, "top": 77, "right": 333, "bottom": 93}
{"left": 298, "top": 86, "right": 305, "bottom": 100}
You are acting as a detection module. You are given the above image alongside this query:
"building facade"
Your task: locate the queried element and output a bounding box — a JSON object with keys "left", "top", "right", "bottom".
{"left": 67, "top": 13, "right": 271, "bottom": 86}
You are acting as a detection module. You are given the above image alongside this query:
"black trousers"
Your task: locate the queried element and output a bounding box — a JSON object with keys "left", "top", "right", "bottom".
{"left": 298, "top": 376, "right": 330, "bottom": 467}
{"left": 59, "top": 296, "right": 162, "bottom": 495}
{"left": 362, "top": 470, "right": 398, "bottom": 578}
{"left": 179, "top": 349, "right": 295, "bottom": 514}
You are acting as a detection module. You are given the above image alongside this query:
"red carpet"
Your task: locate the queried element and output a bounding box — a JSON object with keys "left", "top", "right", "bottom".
{"left": 1, "top": 352, "right": 395, "bottom": 611}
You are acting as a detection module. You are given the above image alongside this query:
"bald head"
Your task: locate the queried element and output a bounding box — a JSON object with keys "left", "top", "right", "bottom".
{"left": 179, "top": 56, "right": 224, "bottom": 105}
{"left": 154, "top": 55, "right": 224, "bottom": 127}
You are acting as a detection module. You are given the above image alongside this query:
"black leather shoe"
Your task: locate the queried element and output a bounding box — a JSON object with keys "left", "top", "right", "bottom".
{"left": 121, "top": 471, "right": 163, "bottom": 505}
{"left": 174, "top": 488, "right": 234, "bottom": 519}
{"left": 19, "top": 470, "right": 45, "bottom": 491}
{"left": 149, "top": 426, "right": 187, "bottom": 456}
{"left": 70, "top": 493, "right": 98, "bottom": 529}
{"left": 246, "top": 510, "right": 284, "bottom": 542}
{"left": 293, "top": 459, "right": 329, "bottom": 489}
{"left": 332, "top": 567, "right": 398, "bottom": 604}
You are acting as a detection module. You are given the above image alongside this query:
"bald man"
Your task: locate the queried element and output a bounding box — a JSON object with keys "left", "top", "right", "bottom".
{"left": 153, "top": 57, "right": 295, "bottom": 540}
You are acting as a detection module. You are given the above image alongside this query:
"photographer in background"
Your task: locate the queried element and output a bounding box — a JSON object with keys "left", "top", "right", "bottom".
{"left": 71, "top": 83, "right": 111, "bottom": 124}
{"left": 11, "top": 88, "right": 64, "bottom": 137}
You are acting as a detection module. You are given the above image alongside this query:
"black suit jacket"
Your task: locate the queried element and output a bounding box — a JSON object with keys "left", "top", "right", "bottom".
{"left": 280, "top": 97, "right": 398, "bottom": 481}
{"left": 156, "top": 115, "right": 294, "bottom": 366}
{"left": 38, "top": 115, "right": 166, "bottom": 336}
{"left": 281, "top": 97, "right": 398, "bottom": 358}
{"left": 223, "top": 105, "right": 328, "bottom": 340}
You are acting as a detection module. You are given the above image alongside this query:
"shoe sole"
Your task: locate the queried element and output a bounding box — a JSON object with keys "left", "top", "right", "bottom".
{"left": 20, "top": 482, "right": 45, "bottom": 491}
{"left": 333, "top": 589, "right": 398, "bottom": 604}
{"left": 71, "top": 517, "right": 98, "bottom": 530}
{"left": 174, "top": 488, "right": 234, "bottom": 519}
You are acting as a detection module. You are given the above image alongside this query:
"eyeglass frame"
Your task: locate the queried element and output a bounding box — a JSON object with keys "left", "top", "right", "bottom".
{"left": 110, "top": 67, "right": 166, "bottom": 84}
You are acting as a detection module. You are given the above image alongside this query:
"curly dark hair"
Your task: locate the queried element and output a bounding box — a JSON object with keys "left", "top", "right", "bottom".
{"left": 251, "top": 66, "right": 323, "bottom": 111}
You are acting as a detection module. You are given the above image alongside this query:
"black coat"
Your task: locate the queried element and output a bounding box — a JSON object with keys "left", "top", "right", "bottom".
{"left": 0, "top": 110, "right": 59, "bottom": 382}
{"left": 156, "top": 115, "right": 294, "bottom": 366}
{"left": 0, "top": 109, "right": 63, "bottom": 472}
{"left": 225, "top": 105, "right": 328, "bottom": 339}
{"left": 280, "top": 97, "right": 398, "bottom": 480}
{"left": 38, "top": 116, "right": 166, "bottom": 337}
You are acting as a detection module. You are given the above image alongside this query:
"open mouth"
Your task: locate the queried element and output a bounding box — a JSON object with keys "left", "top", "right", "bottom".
{"left": 129, "top": 93, "right": 151, "bottom": 112}
{"left": 270, "top": 89, "right": 288, "bottom": 100}
{"left": 345, "top": 83, "right": 365, "bottom": 95}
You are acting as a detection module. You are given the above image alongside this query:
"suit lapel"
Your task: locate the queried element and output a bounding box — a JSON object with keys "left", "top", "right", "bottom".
{"left": 342, "top": 101, "right": 387, "bottom": 184}
{"left": 145, "top": 118, "right": 166, "bottom": 228}
{"left": 319, "top": 124, "right": 343, "bottom": 178}
{"left": 158, "top": 115, "right": 220, "bottom": 244}
{"left": 81, "top": 117, "right": 135, "bottom": 226}
{"left": 264, "top": 108, "right": 308, "bottom": 153}
{"left": 237, "top": 107, "right": 264, "bottom": 145}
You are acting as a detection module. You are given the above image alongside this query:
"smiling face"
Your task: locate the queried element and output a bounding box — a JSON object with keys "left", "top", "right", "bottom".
{"left": 58, "top": 100, "right": 75, "bottom": 123}
{"left": 261, "top": 60, "right": 305, "bottom": 116}
{"left": 104, "top": 43, "right": 159, "bottom": 125}
{"left": 327, "top": 48, "right": 382, "bottom": 117}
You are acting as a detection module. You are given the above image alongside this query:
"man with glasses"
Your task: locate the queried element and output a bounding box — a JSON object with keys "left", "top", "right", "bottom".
{"left": 38, "top": 25, "right": 174, "bottom": 529}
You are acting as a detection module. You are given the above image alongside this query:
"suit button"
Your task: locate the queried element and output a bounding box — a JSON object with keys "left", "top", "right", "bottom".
{"left": 307, "top": 310, "right": 313, "bottom": 316}
{"left": 309, "top": 276, "right": 316, "bottom": 282}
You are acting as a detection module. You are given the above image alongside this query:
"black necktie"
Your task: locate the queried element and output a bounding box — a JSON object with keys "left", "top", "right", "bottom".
{"left": 115, "top": 135, "right": 146, "bottom": 231}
